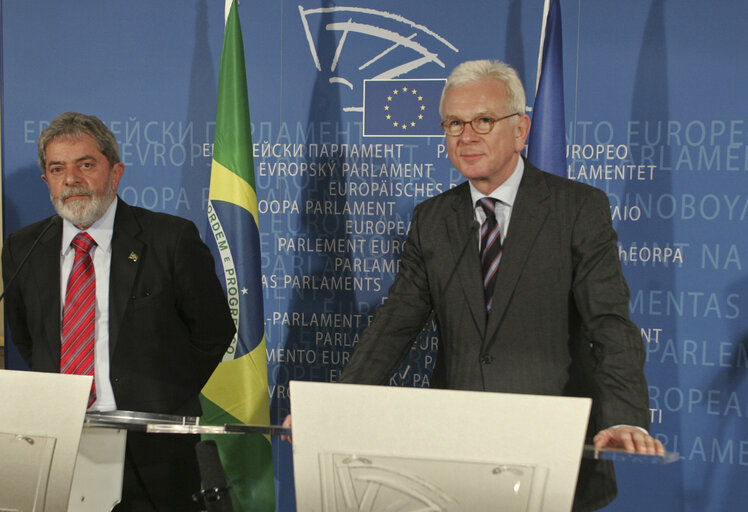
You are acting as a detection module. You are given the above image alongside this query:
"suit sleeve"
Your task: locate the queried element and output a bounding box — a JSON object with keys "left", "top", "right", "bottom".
{"left": 339, "top": 205, "right": 433, "bottom": 385}
{"left": 111, "top": 217, "right": 235, "bottom": 414}
{"left": 171, "top": 220, "right": 236, "bottom": 370}
{"left": 570, "top": 188, "right": 650, "bottom": 430}
{"left": 2, "top": 233, "right": 33, "bottom": 366}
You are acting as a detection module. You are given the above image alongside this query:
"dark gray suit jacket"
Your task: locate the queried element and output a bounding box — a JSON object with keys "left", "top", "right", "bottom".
{"left": 3, "top": 199, "right": 235, "bottom": 510}
{"left": 340, "top": 161, "right": 650, "bottom": 511}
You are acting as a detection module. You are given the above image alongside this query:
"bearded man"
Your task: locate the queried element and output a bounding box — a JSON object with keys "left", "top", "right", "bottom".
{"left": 2, "top": 112, "right": 235, "bottom": 511}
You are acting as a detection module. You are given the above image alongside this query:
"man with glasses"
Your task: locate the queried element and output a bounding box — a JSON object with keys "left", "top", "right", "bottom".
{"left": 337, "top": 60, "right": 662, "bottom": 511}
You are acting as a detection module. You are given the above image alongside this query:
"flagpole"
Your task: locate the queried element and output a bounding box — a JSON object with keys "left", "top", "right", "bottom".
{"left": 224, "top": 0, "right": 232, "bottom": 25}
{"left": 535, "top": 0, "right": 551, "bottom": 93}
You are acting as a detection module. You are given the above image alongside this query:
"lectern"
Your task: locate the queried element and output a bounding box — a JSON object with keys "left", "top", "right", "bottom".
{"left": 0, "top": 370, "right": 91, "bottom": 512}
{"left": 288, "top": 381, "right": 678, "bottom": 512}
{"left": 0, "top": 371, "right": 676, "bottom": 512}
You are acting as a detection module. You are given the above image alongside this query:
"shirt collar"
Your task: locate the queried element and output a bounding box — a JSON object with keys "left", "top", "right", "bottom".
{"left": 469, "top": 157, "right": 524, "bottom": 207}
{"left": 61, "top": 196, "right": 118, "bottom": 255}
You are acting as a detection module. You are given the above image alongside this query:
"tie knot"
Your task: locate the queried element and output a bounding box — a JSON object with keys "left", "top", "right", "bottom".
{"left": 478, "top": 197, "right": 498, "bottom": 218}
{"left": 72, "top": 232, "right": 96, "bottom": 254}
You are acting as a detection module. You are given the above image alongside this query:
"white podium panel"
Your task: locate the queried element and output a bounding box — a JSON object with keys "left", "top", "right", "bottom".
{"left": 290, "top": 382, "right": 591, "bottom": 512}
{"left": 68, "top": 427, "right": 126, "bottom": 512}
{"left": 0, "top": 369, "right": 91, "bottom": 512}
{"left": 0, "top": 432, "right": 57, "bottom": 511}
{"left": 319, "top": 452, "right": 548, "bottom": 511}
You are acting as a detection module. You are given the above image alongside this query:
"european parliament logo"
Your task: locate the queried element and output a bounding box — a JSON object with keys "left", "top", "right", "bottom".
{"left": 363, "top": 79, "right": 445, "bottom": 137}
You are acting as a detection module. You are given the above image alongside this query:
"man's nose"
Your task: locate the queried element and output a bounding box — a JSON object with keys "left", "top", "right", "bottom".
{"left": 62, "top": 167, "right": 82, "bottom": 185}
{"left": 459, "top": 122, "right": 481, "bottom": 141}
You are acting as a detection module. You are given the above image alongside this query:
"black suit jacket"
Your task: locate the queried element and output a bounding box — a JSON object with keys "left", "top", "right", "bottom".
{"left": 340, "top": 161, "right": 650, "bottom": 511}
{"left": 2, "top": 199, "right": 235, "bottom": 509}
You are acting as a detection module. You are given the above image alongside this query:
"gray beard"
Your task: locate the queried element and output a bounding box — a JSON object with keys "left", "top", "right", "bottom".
{"left": 52, "top": 186, "right": 115, "bottom": 229}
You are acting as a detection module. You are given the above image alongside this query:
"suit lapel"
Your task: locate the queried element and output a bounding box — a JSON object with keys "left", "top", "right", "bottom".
{"left": 444, "top": 185, "right": 486, "bottom": 338}
{"left": 108, "top": 200, "right": 144, "bottom": 357}
{"left": 484, "top": 163, "right": 550, "bottom": 349}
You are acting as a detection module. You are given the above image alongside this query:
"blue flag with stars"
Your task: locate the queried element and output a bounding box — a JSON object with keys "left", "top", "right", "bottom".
{"left": 364, "top": 79, "right": 445, "bottom": 137}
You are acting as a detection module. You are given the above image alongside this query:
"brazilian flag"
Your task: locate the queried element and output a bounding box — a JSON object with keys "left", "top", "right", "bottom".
{"left": 200, "top": 1, "right": 274, "bottom": 510}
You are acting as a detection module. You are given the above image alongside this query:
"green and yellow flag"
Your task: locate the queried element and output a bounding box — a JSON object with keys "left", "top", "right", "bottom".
{"left": 200, "top": 1, "right": 274, "bottom": 510}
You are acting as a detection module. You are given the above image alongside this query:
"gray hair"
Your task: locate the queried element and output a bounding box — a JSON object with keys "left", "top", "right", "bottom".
{"left": 38, "top": 112, "right": 120, "bottom": 171}
{"left": 439, "top": 60, "right": 526, "bottom": 119}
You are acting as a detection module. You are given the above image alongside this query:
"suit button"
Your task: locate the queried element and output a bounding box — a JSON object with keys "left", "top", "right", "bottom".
{"left": 481, "top": 355, "right": 494, "bottom": 364}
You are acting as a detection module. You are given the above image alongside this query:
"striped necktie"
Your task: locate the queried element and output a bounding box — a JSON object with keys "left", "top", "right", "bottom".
{"left": 478, "top": 198, "right": 503, "bottom": 311}
{"left": 61, "top": 232, "right": 97, "bottom": 408}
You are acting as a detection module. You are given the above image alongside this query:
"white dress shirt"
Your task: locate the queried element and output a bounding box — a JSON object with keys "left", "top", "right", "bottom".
{"left": 469, "top": 157, "right": 525, "bottom": 243}
{"left": 60, "top": 197, "right": 118, "bottom": 411}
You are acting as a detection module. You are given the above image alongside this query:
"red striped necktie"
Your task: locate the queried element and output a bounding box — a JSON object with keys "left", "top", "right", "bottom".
{"left": 478, "top": 198, "right": 503, "bottom": 311}
{"left": 61, "top": 232, "right": 97, "bottom": 408}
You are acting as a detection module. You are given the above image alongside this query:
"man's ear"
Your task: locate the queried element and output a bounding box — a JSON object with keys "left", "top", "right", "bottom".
{"left": 514, "top": 114, "right": 531, "bottom": 152}
{"left": 110, "top": 162, "right": 125, "bottom": 192}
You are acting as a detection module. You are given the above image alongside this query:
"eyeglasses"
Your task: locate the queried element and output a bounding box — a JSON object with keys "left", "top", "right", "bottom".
{"left": 440, "top": 112, "right": 520, "bottom": 137}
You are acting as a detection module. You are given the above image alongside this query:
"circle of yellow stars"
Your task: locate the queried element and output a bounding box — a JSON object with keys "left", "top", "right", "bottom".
{"left": 384, "top": 86, "right": 426, "bottom": 131}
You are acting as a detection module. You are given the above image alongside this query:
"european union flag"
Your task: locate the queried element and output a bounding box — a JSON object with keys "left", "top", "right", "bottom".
{"left": 364, "top": 79, "right": 445, "bottom": 137}
{"left": 527, "top": 0, "right": 566, "bottom": 177}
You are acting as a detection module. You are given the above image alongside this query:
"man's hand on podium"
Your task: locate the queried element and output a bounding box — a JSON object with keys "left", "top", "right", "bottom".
{"left": 593, "top": 425, "right": 665, "bottom": 455}
{"left": 281, "top": 414, "right": 293, "bottom": 443}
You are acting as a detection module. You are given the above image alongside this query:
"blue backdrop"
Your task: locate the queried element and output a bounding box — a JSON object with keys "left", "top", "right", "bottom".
{"left": 2, "top": 1, "right": 746, "bottom": 511}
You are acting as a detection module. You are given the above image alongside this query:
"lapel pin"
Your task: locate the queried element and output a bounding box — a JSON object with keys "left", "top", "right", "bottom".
{"left": 128, "top": 252, "right": 139, "bottom": 262}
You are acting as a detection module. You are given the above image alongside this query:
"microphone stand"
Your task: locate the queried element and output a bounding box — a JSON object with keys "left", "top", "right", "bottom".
{"left": 0, "top": 215, "right": 60, "bottom": 303}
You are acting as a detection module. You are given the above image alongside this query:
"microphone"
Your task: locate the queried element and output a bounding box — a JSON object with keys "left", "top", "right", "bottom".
{"left": 398, "top": 220, "right": 480, "bottom": 385}
{"left": 193, "top": 440, "right": 234, "bottom": 512}
{"left": 0, "top": 215, "right": 60, "bottom": 303}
